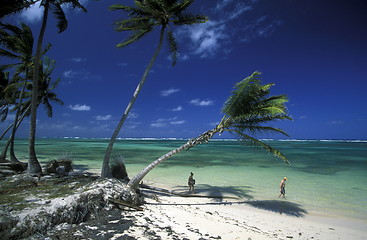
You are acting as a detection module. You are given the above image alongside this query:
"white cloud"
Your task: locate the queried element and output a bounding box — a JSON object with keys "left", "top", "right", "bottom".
{"left": 128, "top": 112, "right": 139, "bottom": 119}
{"left": 117, "top": 62, "right": 128, "bottom": 67}
{"left": 20, "top": 2, "right": 43, "bottom": 23}
{"left": 63, "top": 70, "right": 76, "bottom": 78}
{"left": 182, "top": 21, "right": 229, "bottom": 58}
{"left": 69, "top": 57, "right": 86, "bottom": 63}
{"left": 189, "top": 98, "right": 214, "bottom": 106}
{"left": 160, "top": 87, "right": 180, "bottom": 97}
{"left": 19, "top": 0, "right": 88, "bottom": 24}
{"left": 170, "top": 120, "right": 186, "bottom": 125}
{"left": 62, "top": 69, "right": 101, "bottom": 81}
{"left": 150, "top": 117, "right": 186, "bottom": 128}
{"left": 176, "top": 0, "right": 280, "bottom": 59}
{"left": 328, "top": 120, "right": 344, "bottom": 125}
{"left": 171, "top": 106, "right": 183, "bottom": 112}
{"left": 69, "top": 104, "right": 91, "bottom": 111}
{"left": 95, "top": 115, "right": 112, "bottom": 121}
{"left": 150, "top": 122, "right": 167, "bottom": 128}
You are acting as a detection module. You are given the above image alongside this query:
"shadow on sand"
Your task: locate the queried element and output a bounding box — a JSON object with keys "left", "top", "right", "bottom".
{"left": 146, "top": 184, "right": 307, "bottom": 217}
{"left": 173, "top": 184, "right": 254, "bottom": 202}
{"left": 244, "top": 200, "right": 308, "bottom": 217}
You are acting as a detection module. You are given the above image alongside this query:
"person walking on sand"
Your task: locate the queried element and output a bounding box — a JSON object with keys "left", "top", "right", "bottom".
{"left": 279, "top": 177, "right": 287, "bottom": 197}
{"left": 188, "top": 172, "right": 196, "bottom": 193}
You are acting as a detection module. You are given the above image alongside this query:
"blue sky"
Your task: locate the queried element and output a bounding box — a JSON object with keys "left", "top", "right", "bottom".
{"left": 1, "top": 0, "right": 367, "bottom": 140}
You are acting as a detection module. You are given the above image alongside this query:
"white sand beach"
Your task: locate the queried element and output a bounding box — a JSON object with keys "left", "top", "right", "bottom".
{"left": 120, "top": 193, "right": 367, "bottom": 240}
{"left": 69, "top": 178, "right": 365, "bottom": 240}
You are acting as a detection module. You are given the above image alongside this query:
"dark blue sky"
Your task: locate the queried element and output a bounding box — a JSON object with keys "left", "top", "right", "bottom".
{"left": 1, "top": 0, "right": 367, "bottom": 140}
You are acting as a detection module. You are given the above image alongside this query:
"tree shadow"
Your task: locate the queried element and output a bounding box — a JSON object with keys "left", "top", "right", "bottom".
{"left": 244, "top": 200, "right": 308, "bottom": 217}
{"left": 173, "top": 184, "right": 254, "bottom": 202}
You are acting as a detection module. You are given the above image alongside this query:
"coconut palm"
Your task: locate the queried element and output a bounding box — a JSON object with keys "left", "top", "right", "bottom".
{"left": 0, "top": 56, "right": 63, "bottom": 162}
{"left": 28, "top": 0, "right": 86, "bottom": 175}
{"left": 128, "top": 72, "right": 292, "bottom": 190}
{"left": 0, "top": 22, "right": 34, "bottom": 126}
{"left": 0, "top": 22, "right": 34, "bottom": 161}
{"left": 102, "top": 0, "right": 208, "bottom": 177}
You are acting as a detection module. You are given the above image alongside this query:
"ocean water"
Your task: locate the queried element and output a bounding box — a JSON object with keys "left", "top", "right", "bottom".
{"left": 2, "top": 138, "right": 367, "bottom": 221}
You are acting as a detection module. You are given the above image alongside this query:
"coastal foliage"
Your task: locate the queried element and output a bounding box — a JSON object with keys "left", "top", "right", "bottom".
{"left": 128, "top": 72, "right": 292, "bottom": 189}
{"left": 101, "top": 0, "right": 208, "bottom": 177}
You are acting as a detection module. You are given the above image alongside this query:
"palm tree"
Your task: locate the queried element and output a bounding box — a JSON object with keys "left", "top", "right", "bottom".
{"left": 0, "top": 57, "right": 63, "bottom": 162}
{"left": 128, "top": 72, "right": 292, "bottom": 190}
{"left": 28, "top": 0, "right": 86, "bottom": 175}
{"left": 102, "top": 0, "right": 208, "bottom": 177}
{"left": 0, "top": 22, "right": 34, "bottom": 161}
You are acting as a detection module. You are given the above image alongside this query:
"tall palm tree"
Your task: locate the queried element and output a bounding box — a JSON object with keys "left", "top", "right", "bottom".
{"left": 102, "top": 0, "right": 208, "bottom": 177}
{"left": 28, "top": 0, "right": 86, "bottom": 175}
{"left": 128, "top": 72, "right": 292, "bottom": 190}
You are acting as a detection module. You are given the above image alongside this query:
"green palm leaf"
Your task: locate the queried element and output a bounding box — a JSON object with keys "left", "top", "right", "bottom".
{"left": 116, "top": 28, "right": 152, "bottom": 48}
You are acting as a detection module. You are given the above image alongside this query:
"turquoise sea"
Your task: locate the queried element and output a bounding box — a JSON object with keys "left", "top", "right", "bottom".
{"left": 2, "top": 138, "right": 367, "bottom": 221}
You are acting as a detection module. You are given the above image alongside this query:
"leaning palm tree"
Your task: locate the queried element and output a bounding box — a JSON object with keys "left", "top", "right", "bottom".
{"left": 28, "top": 0, "right": 86, "bottom": 175}
{"left": 102, "top": 0, "right": 208, "bottom": 177}
{"left": 128, "top": 72, "right": 292, "bottom": 190}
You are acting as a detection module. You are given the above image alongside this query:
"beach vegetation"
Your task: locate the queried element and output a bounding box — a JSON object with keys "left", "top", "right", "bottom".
{"left": 128, "top": 72, "right": 292, "bottom": 190}
{"left": 101, "top": 0, "right": 208, "bottom": 177}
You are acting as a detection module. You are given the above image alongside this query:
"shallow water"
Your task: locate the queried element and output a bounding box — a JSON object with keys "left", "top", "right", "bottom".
{"left": 2, "top": 138, "right": 367, "bottom": 221}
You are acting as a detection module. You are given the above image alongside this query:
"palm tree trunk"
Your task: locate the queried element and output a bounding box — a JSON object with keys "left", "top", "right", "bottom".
{"left": 0, "top": 123, "right": 13, "bottom": 141}
{"left": 0, "top": 108, "right": 29, "bottom": 161}
{"left": 28, "top": 0, "right": 49, "bottom": 175}
{"left": 9, "top": 80, "right": 27, "bottom": 163}
{"left": 0, "top": 139, "right": 11, "bottom": 161}
{"left": 101, "top": 26, "right": 166, "bottom": 178}
{"left": 128, "top": 128, "right": 219, "bottom": 190}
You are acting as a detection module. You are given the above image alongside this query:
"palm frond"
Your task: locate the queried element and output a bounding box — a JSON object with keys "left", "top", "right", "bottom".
{"left": 222, "top": 71, "right": 263, "bottom": 117}
{"left": 64, "top": 0, "right": 87, "bottom": 13}
{"left": 0, "top": 49, "right": 18, "bottom": 59}
{"left": 172, "top": 14, "right": 208, "bottom": 25}
{"left": 167, "top": 30, "right": 178, "bottom": 66}
{"left": 41, "top": 43, "right": 52, "bottom": 56}
{"left": 168, "top": 0, "right": 193, "bottom": 14}
{"left": 113, "top": 17, "right": 153, "bottom": 32}
{"left": 110, "top": 4, "right": 150, "bottom": 17}
{"left": 52, "top": 2, "right": 68, "bottom": 33}
{"left": 236, "top": 131, "right": 289, "bottom": 164}
{"left": 116, "top": 28, "right": 152, "bottom": 48}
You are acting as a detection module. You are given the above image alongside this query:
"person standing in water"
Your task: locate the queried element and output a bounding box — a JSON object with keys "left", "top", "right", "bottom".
{"left": 188, "top": 172, "right": 196, "bottom": 193}
{"left": 279, "top": 177, "right": 287, "bottom": 197}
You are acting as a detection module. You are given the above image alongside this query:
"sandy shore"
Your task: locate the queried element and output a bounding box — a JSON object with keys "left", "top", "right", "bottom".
{"left": 117, "top": 192, "right": 367, "bottom": 240}
{"left": 63, "top": 180, "right": 367, "bottom": 240}
{"left": 3, "top": 172, "right": 365, "bottom": 239}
